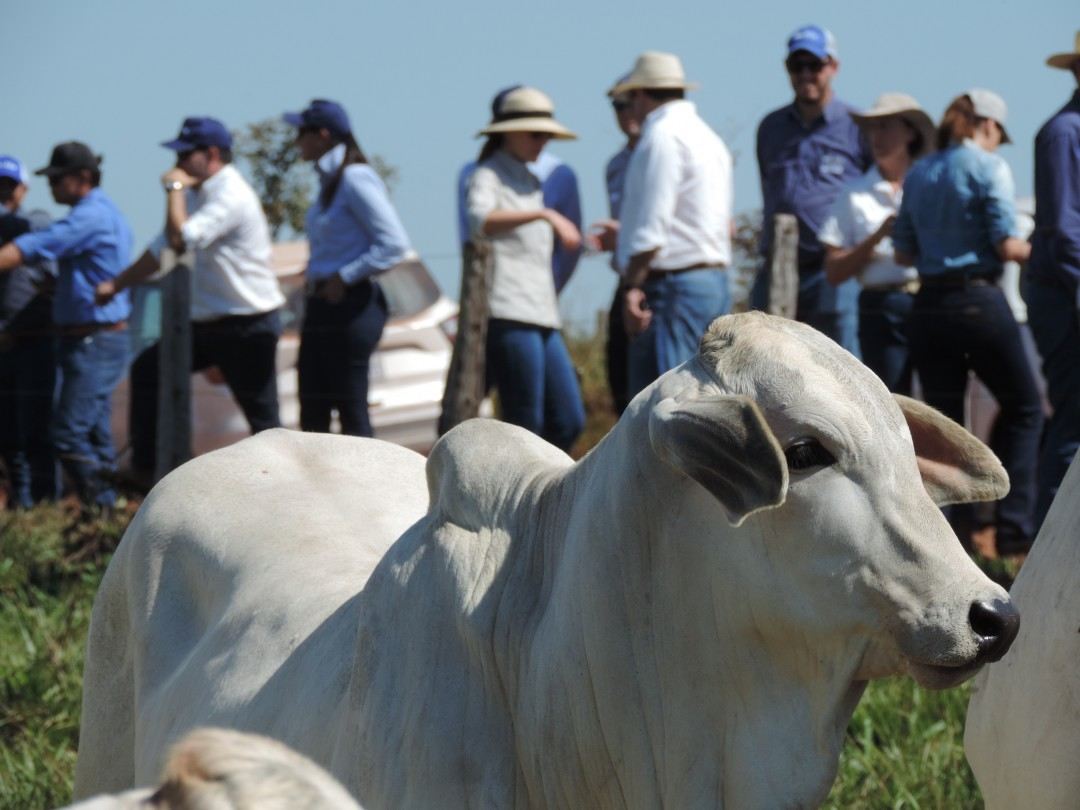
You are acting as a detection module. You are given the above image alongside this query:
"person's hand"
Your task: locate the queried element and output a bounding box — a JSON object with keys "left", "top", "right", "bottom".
{"left": 161, "top": 167, "right": 196, "bottom": 188}
{"left": 319, "top": 274, "right": 347, "bottom": 304}
{"left": 587, "top": 219, "right": 620, "bottom": 253}
{"left": 874, "top": 214, "right": 896, "bottom": 242}
{"left": 544, "top": 210, "right": 582, "bottom": 252}
{"left": 95, "top": 279, "right": 117, "bottom": 305}
{"left": 622, "top": 287, "right": 652, "bottom": 337}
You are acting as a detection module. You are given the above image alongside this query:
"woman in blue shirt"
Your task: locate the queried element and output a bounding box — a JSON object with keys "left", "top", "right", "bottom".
{"left": 893, "top": 90, "right": 1043, "bottom": 554}
{"left": 285, "top": 100, "right": 412, "bottom": 436}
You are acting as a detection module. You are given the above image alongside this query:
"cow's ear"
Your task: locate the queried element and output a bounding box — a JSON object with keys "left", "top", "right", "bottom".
{"left": 894, "top": 394, "right": 1010, "bottom": 506}
{"left": 649, "top": 395, "right": 788, "bottom": 526}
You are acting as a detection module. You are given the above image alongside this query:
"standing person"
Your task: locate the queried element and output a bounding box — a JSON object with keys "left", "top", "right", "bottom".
{"left": 96, "top": 117, "right": 285, "bottom": 480}
{"left": 1025, "top": 33, "right": 1080, "bottom": 531}
{"left": 0, "top": 142, "right": 131, "bottom": 508}
{"left": 753, "top": 25, "right": 872, "bottom": 355}
{"left": 466, "top": 86, "right": 585, "bottom": 451}
{"left": 613, "top": 51, "right": 734, "bottom": 398}
{"left": 893, "top": 90, "right": 1044, "bottom": 554}
{"left": 587, "top": 75, "right": 641, "bottom": 416}
{"left": 818, "top": 94, "right": 934, "bottom": 394}
{"left": 457, "top": 86, "right": 583, "bottom": 293}
{"left": 284, "top": 99, "right": 412, "bottom": 436}
{"left": 0, "top": 156, "right": 58, "bottom": 507}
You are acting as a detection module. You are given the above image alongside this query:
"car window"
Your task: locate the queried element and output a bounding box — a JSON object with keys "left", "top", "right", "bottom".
{"left": 377, "top": 260, "right": 441, "bottom": 319}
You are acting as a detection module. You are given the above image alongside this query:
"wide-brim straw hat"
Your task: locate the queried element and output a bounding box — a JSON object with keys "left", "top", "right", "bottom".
{"left": 610, "top": 51, "right": 699, "bottom": 96}
{"left": 476, "top": 87, "right": 577, "bottom": 140}
{"left": 850, "top": 93, "right": 937, "bottom": 158}
{"left": 1047, "top": 31, "right": 1080, "bottom": 70}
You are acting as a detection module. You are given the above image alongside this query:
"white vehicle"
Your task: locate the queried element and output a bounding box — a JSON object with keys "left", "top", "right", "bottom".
{"left": 111, "top": 241, "right": 458, "bottom": 459}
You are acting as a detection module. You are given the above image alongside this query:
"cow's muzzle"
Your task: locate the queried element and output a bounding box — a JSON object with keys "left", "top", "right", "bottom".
{"left": 969, "top": 598, "right": 1020, "bottom": 665}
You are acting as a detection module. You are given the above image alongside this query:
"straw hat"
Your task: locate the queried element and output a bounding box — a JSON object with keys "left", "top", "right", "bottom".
{"left": 476, "top": 87, "right": 576, "bottom": 139}
{"left": 850, "top": 93, "right": 936, "bottom": 157}
{"left": 610, "top": 51, "right": 699, "bottom": 96}
{"left": 1047, "top": 31, "right": 1080, "bottom": 70}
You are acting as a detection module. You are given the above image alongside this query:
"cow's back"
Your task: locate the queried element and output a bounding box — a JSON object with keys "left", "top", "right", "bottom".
{"left": 74, "top": 429, "right": 429, "bottom": 798}
{"left": 965, "top": 455, "right": 1080, "bottom": 809}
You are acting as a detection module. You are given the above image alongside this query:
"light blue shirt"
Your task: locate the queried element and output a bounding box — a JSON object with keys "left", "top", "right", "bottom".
{"left": 14, "top": 188, "right": 132, "bottom": 325}
{"left": 893, "top": 141, "right": 1019, "bottom": 279}
{"left": 306, "top": 144, "right": 412, "bottom": 285}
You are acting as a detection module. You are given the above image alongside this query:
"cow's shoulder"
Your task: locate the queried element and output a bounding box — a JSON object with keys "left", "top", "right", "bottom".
{"left": 426, "top": 419, "right": 573, "bottom": 532}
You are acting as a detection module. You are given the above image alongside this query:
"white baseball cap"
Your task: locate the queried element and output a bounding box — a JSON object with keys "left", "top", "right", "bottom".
{"left": 966, "top": 88, "right": 1011, "bottom": 144}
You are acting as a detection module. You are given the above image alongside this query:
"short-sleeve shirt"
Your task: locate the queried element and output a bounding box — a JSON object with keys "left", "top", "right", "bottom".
{"left": 893, "top": 141, "right": 1019, "bottom": 279}
{"left": 466, "top": 150, "right": 560, "bottom": 329}
{"left": 14, "top": 188, "right": 132, "bottom": 326}
{"left": 756, "top": 98, "right": 872, "bottom": 269}
{"left": 818, "top": 166, "right": 917, "bottom": 288}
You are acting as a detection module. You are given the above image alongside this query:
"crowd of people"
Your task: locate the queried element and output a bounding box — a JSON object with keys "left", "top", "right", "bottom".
{"left": 0, "top": 25, "right": 1077, "bottom": 556}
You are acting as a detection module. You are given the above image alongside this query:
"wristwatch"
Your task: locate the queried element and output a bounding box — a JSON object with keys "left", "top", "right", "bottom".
{"left": 163, "top": 180, "right": 185, "bottom": 192}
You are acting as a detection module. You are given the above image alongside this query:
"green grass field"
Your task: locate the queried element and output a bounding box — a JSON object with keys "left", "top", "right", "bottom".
{"left": 0, "top": 335, "right": 993, "bottom": 807}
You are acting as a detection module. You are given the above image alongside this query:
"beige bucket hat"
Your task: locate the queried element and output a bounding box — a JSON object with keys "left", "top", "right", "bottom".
{"left": 477, "top": 87, "right": 577, "bottom": 140}
{"left": 610, "top": 51, "right": 699, "bottom": 96}
{"left": 1047, "top": 31, "right": 1080, "bottom": 70}
{"left": 850, "top": 93, "right": 937, "bottom": 157}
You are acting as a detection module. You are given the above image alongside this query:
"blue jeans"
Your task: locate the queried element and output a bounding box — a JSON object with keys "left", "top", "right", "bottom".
{"left": 1022, "top": 276, "right": 1080, "bottom": 531}
{"left": 486, "top": 319, "right": 584, "bottom": 452}
{"left": 0, "top": 334, "right": 59, "bottom": 507}
{"left": 908, "top": 284, "right": 1044, "bottom": 540}
{"left": 627, "top": 269, "right": 730, "bottom": 398}
{"left": 858, "top": 289, "right": 914, "bottom": 395}
{"left": 750, "top": 267, "right": 861, "bottom": 358}
{"left": 54, "top": 329, "right": 130, "bottom": 507}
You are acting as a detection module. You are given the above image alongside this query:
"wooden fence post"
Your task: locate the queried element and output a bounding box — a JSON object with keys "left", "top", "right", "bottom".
{"left": 154, "top": 250, "right": 192, "bottom": 482}
{"left": 439, "top": 240, "right": 493, "bottom": 436}
{"left": 767, "top": 213, "right": 799, "bottom": 320}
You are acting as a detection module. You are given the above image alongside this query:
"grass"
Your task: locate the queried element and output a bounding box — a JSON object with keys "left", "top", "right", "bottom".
{"left": 0, "top": 333, "right": 999, "bottom": 807}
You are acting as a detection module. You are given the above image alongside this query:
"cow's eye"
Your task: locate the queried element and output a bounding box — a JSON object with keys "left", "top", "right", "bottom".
{"left": 784, "top": 438, "right": 836, "bottom": 472}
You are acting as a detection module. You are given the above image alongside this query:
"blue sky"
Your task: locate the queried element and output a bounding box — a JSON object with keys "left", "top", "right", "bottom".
{"left": 8, "top": 0, "right": 1078, "bottom": 329}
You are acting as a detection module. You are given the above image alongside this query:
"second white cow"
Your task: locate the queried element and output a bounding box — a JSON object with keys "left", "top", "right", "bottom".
{"left": 76, "top": 313, "right": 1018, "bottom": 809}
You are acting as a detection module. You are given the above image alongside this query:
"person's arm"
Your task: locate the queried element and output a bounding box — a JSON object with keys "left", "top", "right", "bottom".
{"left": 981, "top": 156, "right": 1027, "bottom": 264}
{"left": 823, "top": 216, "right": 896, "bottom": 285}
{"left": 162, "top": 168, "right": 197, "bottom": 252}
{"left": 620, "top": 133, "right": 679, "bottom": 289}
{"left": 95, "top": 249, "right": 161, "bottom": 304}
{"left": 545, "top": 164, "right": 583, "bottom": 291}
{"left": 468, "top": 166, "right": 580, "bottom": 247}
{"left": 6, "top": 206, "right": 95, "bottom": 270}
{"left": 0, "top": 241, "right": 22, "bottom": 272}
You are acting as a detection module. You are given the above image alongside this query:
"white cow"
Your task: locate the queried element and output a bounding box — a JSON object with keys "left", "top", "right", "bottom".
{"left": 76, "top": 313, "right": 1019, "bottom": 809}
{"left": 965, "top": 454, "right": 1080, "bottom": 809}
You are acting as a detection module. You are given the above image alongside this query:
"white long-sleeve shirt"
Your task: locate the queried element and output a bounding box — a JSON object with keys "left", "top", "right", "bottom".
{"left": 616, "top": 100, "right": 733, "bottom": 273}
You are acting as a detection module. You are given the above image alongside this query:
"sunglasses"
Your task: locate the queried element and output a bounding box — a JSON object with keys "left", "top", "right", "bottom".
{"left": 786, "top": 56, "right": 828, "bottom": 75}
{"left": 176, "top": 147, "right": 206, "bottom": 162}
{"left": 297, "top": 125, "right": 320, "bottom": 136}
{"left": 612, "top": 101, "right": 630, "bottom": 113}
{"left": 527, "top": 131, "right": 553, "bottom": 140}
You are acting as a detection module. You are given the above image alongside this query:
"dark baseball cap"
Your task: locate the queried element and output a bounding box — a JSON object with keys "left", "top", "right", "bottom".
{"left": 283, "top": 99, "right": 352, "bottom": 139}
{"left": 33, "top": 141, "right": 102, "bottom": 177}
{"left": 161, "top": 117, "right": 233, "bottom": 152}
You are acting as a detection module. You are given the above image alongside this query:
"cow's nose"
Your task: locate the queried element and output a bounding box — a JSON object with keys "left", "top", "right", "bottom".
{"left": 969, "top": 599, "right": 1020, "bottom": 663}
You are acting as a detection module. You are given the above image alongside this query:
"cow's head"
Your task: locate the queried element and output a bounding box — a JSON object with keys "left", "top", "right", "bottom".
{"left": 645, "top": 312, "right": 1018, "bottom": 690}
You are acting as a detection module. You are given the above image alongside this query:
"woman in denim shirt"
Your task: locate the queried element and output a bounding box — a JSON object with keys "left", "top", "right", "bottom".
{"left": 893, "top": 90, "right": 1044, "bottom": 554}
{"left": 466, "top": 87, "right": 585, "bottom": 452}
{"left": 285, "top": 99, "right": 413, "bottom": 437}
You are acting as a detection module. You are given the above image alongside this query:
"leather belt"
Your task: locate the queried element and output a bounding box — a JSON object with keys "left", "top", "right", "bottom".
{"left": 649, "top": 263, "right": 723, "bottom": 277}
{"left": 918, "top": 273, "right": 997, "bottom": 290}
{"left": 59, "top": 320, "right": 127, "bottom": 338}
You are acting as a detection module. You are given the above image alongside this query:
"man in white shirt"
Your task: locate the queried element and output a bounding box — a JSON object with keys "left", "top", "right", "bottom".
{"left": 96, "top": 116, "right": 285, "bottom": 481}
{"left": 613, "top": 52, "right": 733, "bottom": 397}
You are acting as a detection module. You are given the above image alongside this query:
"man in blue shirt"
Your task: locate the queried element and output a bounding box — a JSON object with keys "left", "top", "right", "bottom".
{"left": 0, "top": 142, "right": 132, "bottom": 508}
{"left": 752, "top": 25, "right": 872, "bottom": 355}
{"left": 457, "top": 85, "right": 583, "bottom": 293}
{"left": 0, "top": 155, "right": 59, "bottom": 508}
{"left": 1025, "top": 34, "right": 1080, "bottom": 531}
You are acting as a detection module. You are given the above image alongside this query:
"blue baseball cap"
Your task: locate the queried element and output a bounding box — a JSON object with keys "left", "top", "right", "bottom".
{"left": 283, "top": 99, "right": 352, "bottom": 139}
{"left": 786, "top": 25, "right": 838, "bottom": 60}
{"left": 0, "top": 155, "right": 27, "bottom": 184}
{"left": 161, "top": 117, "right": 233, "bottom": 152}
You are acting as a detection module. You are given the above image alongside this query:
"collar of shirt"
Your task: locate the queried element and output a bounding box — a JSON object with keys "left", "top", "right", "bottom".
{"left": 785, "top": 95, "right": 846, "bottom": 129}
{"left": 641, "top": 99, "right": 697, "bottom": 134}
{"left": 866, "top": 165, "right": 902, "bottom": 205}
{"left": 316, "top": 143, "right": 347, "bottom": 184}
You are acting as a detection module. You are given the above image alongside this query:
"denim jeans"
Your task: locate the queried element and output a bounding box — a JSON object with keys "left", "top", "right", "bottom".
{"left": 858, "top": 289, "right": 914, "bottom": 395}
{"left": 750, "top": 266, "right": 861, "bottom": 358}
{"left": 486, "top": 319, "right": 585, "bottom": 452}
{"left": 54, "top": 329, "right": 130, "bottom": 507}
{"left": 298, "top": 281, "right": 386, "bottom": 437}
{"left": 0, "top": 334, "right": 59, "bottom": 507}
{"left": 627, "top": 269, "right": 730, "bottom": 398}
{"left": 908, "top": 284, "right": 1044, "bottom": 539}
{"left": 1022, "top": 276, "right": 1080, "bottom": 531}
{"left": 131, "top": 310, "right": 282, "bottom": 472}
